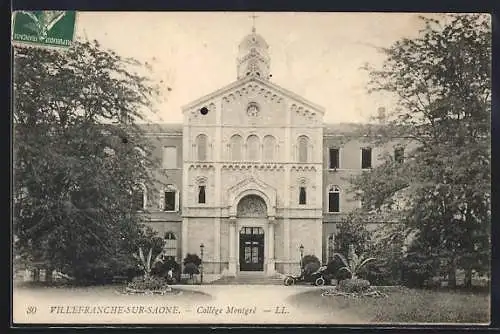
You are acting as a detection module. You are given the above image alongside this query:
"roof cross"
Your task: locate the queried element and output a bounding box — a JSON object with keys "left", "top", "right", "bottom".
{"left": 249, "top": 13, "right": 259, "bottom": 32}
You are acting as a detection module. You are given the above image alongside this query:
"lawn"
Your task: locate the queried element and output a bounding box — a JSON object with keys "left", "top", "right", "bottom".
{"left": 286, "top": 286, "right": 490, "bottom": 324}
{"left": 14, "top": 282, "right": 213, "bottom": 303}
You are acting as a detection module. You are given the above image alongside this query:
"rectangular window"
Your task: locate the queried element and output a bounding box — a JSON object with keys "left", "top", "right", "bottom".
{"left": 329, "top": 148, "right": 339, "bottom": 169}
{"left": 394, "top": 147, "right": 404, "bottom": 163}
{"left": 163, "top": 232, "right": 177, "bottom": 259}
{"left": 198, "top": 185, "right": 206, "bottom": 204}
{"left": 162, "top": 146, "right": 177, "bottom": 169}
{"left": 164, "top": 191, "right": 176, "bottom": 211}
{"left": 328, "top": 192, "right": 340, "bottom": 213}
{"left": 361, "top": 148, "right": 372, "bottom": 169}
{"left": 299, "top": 187, "right": 307, "bottom": 205}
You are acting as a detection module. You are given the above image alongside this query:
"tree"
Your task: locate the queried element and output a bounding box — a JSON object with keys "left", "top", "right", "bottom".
{"left": 335, "top": 212, "right": 372, "bottom": 257}
{"left": 183, "top": 254, "right": 202, "bottom": 267}
{"left": 353, "top": 14, "right": 491, "bottom": 288}
{"left": 13, "top": 40, "right": 164, "bottom": 283}
{"left": 133, "top": 247, "right": 163, "bottom": 280}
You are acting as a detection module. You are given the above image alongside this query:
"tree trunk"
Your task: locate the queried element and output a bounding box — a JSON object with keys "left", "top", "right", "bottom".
{"left": 45, "top": 268, "right": 53, "bottom": 283}
{"left": 464, "top": 268, "right": 473, "bottom": 289}
{"left": 448, "top": 259, "right": 457, "bottom": 289}
{"left": 33, "top": 268, "right": 40, "bottom": 282}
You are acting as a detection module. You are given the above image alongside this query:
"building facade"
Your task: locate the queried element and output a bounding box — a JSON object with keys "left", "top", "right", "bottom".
{"left": 139, "top": 29, "right": 408, "bottom": 277}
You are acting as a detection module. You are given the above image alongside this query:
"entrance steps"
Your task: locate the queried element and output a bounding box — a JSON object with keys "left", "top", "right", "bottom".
{"left": 210, "top": 272, "right": 285, "bottom": 285}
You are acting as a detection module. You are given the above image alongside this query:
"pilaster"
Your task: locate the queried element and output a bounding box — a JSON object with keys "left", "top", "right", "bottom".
{"left": 267, "top": 216, "right": 276, "bottom": 275}
{"left": 228, "top": 216, "right": 237, "bottom": 275}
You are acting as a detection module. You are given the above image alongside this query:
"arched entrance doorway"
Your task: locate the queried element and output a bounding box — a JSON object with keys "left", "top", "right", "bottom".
{"left": 237, "top": 195, "right": 267, "bottom": 272}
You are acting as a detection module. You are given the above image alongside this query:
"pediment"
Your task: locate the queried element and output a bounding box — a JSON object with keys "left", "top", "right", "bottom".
{"left": 227, "top": 176, "right": 277, "bottom": 218}
{"left": 182, "top": 76, "right": 325, "bottom": 117}
{"left": 228, "top": 176, "right": 275, "bottom": 195}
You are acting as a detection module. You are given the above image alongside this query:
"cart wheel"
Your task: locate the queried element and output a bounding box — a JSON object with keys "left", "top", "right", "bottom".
{"left": 284, "top": 276, "right": 295, "bottom": 286}
{"left": 315, "top": 277, "right": 325, "bottom": 286}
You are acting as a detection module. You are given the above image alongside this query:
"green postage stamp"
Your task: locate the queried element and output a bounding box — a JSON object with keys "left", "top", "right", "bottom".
{"left": 12, "top": 11, "right": 76, "bottom": 47}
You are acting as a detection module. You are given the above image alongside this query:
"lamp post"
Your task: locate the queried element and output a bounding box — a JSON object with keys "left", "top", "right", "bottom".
{"left": 200, "top": 243, "right": 204, "bottom": 284}
{"left": 299, "top": 244, "right": 304, "bottom": 270}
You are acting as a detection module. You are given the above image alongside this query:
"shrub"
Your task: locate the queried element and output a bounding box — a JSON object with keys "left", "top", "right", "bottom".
{"left": 304, "top": 261, "right": 321, "bottom": 275}
{"left": 183, "top": 262, "right": 200, "bottom": 278}
{"left": 183, "top": 254, "right": 202, "bottom": 267}
{"left": 67, "top": 265, "right": 116, "bottom": 285}
{"left": 127, "top": 276, "right": 169, "bottom": 291}
{"left": 337, "top": 278, "right": 371, "bottom": 293}
{"left": 360, "top": 259, "right": 402, "bottom": 286}
{"left": 62, "top": 256, "right": 138, "bottom": 285}
{"left": 152, "top": 257, "right": 180, "bottom": 280}
{"left": 301, "top": 254, "right": 320, "bottom": 269}
{"left": 401, "top": 251, "right": 435, "bottom": 288}
{"left": 326, "top": 257, "right": 352, "bottom": 281}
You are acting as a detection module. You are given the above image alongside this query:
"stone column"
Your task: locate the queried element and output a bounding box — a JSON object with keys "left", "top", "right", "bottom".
{"left": 267, "top": 216, "right": 276, "bottom": 275}
{"left": 228, "top": 216, "right": 237, "bottom": 275}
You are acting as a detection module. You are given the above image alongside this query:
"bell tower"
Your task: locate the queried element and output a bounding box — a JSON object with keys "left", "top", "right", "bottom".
{"left": 236, "top": 18, "right": 271, "bottom": 80}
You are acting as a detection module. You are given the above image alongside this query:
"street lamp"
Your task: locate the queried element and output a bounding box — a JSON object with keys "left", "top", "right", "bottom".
{"left": 299, "top": 244, "right": 304, "bottom": 270}
{"left": 200, "top": 243, "right": 204, "bottom": 284}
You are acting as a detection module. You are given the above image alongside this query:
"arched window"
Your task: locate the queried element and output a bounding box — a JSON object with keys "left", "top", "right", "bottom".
{"left": 298, "top": 177, "right": 307, "bottom": 205}
{"left": 163, "top": 232, "right": 177, "bottom": 260}
{"left": 299, "top": 187, "right": 307, "bottom": 205}
{"left": 198, "top": 185, "right": 206, "bottom": 204}
{"left": 132, "top": 183, "right": 147, "bottom": 211}
{"left": 328, "top": 185, "right": 341, "bottom": 213}
{"left": 263, "top": 135, "right": 276, "bottom": 161}
{"left": 196, "top": 177, "right": 207, "bottom": 204}
{"left": 230, "top": 134, "right": 243, "bottom": 161}
{"left": 196, "top": 134, "right": 208, "bottom": 161}
{"left": 246, "top": 135, "right": 260, "bottom": 161}
{"left": 298, "top": 136, "right": 309, "bottom": 163}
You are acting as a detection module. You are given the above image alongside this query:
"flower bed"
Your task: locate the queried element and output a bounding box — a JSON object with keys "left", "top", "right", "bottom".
{"left": 321, "top": 285, "right": 388, "bottom": 298}
{"left": 337, "top": 278, "right": 371, "bottom": 293}
{"left": 124, "top": 286, "right": 181, "bottom": 296}
{"left": 122, "top": 276, "right": 180, "bottom": 295}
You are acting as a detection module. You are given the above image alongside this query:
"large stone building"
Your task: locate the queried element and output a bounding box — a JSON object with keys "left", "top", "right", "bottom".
{"left": 138, "top": 28, "right": 408, "bottom": 277}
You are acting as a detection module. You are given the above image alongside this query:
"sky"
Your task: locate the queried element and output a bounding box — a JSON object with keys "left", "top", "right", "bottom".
{"left": 74, "top": 12, "right": 430, "bottom": 124}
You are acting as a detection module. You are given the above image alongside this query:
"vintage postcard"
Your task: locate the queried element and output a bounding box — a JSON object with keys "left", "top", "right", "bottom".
{"left": 12, "top": 11, "right": 491, "bottom": 325}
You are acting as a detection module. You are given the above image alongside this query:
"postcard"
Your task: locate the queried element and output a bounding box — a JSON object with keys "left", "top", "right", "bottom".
{"left": 12, "top": 11, "right": 491, "bottom": 325}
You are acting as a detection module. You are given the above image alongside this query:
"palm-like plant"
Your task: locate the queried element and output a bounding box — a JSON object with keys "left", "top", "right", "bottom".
{"left": 333, "top": 248, "right": 376, "bottom": 280}
{"left": 133, "top": 247, "right": 163, "bottom": 279}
